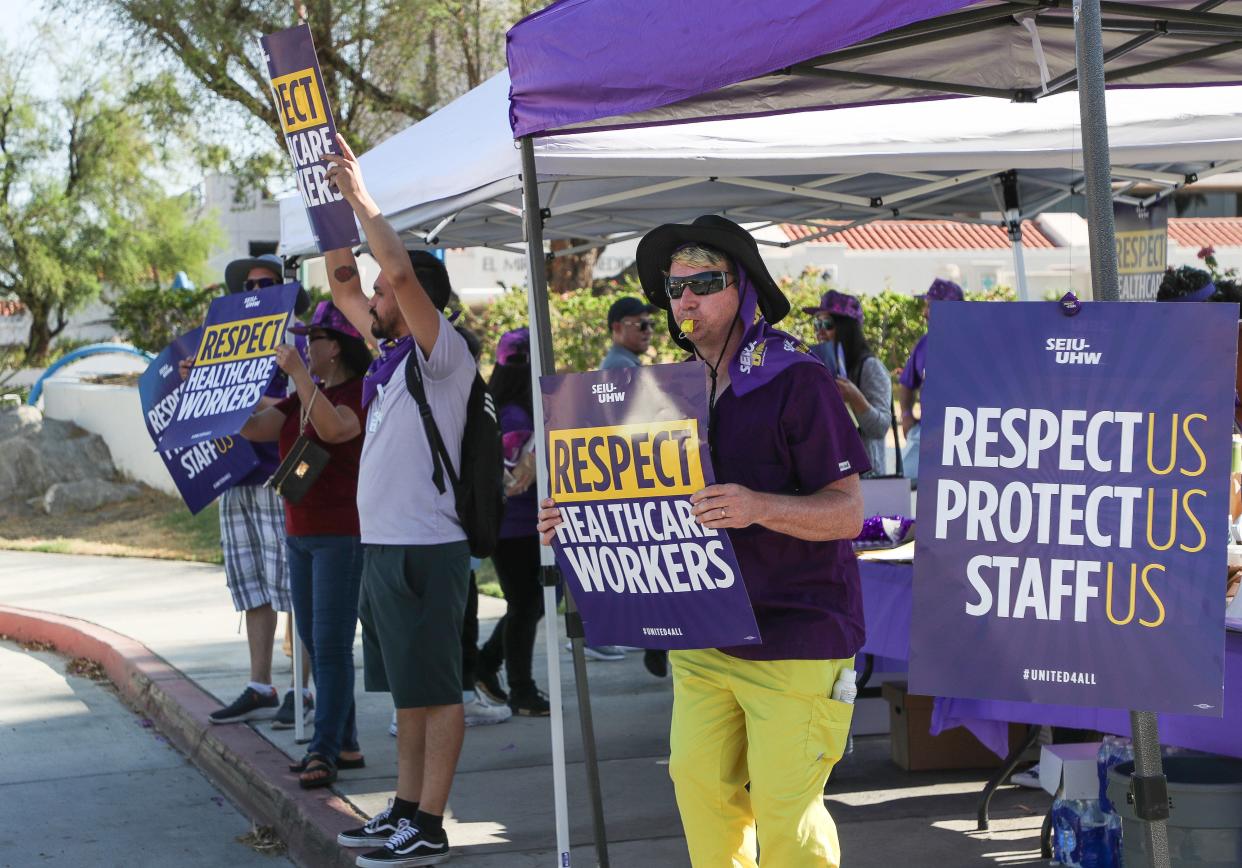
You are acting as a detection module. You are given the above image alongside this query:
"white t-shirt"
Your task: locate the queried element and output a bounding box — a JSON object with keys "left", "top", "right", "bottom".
{"left": 357, "top": 316, "right": 475, "bottom": 545}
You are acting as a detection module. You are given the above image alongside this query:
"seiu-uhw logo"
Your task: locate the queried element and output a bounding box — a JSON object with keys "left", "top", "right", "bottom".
{"left": 244, "top": 296, "right": 261, "bottom": 309}
{"left": 592, "top": 382, "right": 625, "bottom": 404}
{"left": 1045, "top": 337, "right": 1101, "bottom": 365}
{"left": 159, "top": 363, "right": 174, "bottom": 378}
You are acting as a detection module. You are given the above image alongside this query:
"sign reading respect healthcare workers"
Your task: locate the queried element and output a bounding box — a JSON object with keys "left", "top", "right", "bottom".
{"left": 1114, "top": 201, "right": 1168, "bottom": 301}
{"left": 909, "top": 301, "right": 1236, "bottom": 715}
{"left": 139, "top": 327, "right": 258, "bottom": 514}
{"left": 260, "top": 24, "right": 360, "bottom": 252}
{"left": 157, "top": 283, "right": 300, "bottom": 452}
{"left": 542, "top": 363, "right": 760, "bottom": 649}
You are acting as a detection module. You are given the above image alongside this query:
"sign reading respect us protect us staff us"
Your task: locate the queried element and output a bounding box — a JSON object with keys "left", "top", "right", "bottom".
{"left": 910, "top": 301, "right": 1236, "bottom": 715}
{"left": 542, "top": 363, "right": 760, "bottom": 649}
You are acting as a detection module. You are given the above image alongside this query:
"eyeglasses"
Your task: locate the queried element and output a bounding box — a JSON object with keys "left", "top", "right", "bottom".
{"left": 623, "top": 320, "right": 654, "bottom": 332}
{"left": 664, "top": 271, "right": 733, "bottom": 300}
{"left": 815, "top": 318, "right": 837, "bottom": 331}
{"left": 243, "top": 276, "right": 278, "bottom": 291}
{"left": 308, "top": 333, "right": 331, "bottom": 343}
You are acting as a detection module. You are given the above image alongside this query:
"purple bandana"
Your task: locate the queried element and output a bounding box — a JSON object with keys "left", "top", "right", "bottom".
{"left": 362, "top": 335, "right": 414, "bottom": 407}
{"left": 1170, "top": 281, "right": 1217, "bottom": 303}
{"left": 726, "top": 266, "right": 823, "bottom": 397}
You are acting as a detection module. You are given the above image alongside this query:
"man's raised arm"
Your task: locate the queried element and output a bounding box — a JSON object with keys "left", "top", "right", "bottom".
{"left": 324, "top": 247, "right": 373, "bottom": 342}
{"left": 324, "top": 134, "right": 441, "bottom": 357}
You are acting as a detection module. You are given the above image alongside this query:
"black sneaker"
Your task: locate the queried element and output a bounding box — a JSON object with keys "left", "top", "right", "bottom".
{"left": 271, "top": 689, "right": 314, "bottom": 730}
{"left": 355, "top": 819, "right": 449, "bottom": 867}
{"left": 643, "top": 649, "right": 669, "bottom": 678}
{"left": 474, "top": 669, "right": 508, "bottom": 705}
{"left": 209, "top": 686, "right": 280, "bottom": 724}
{"left": 509, "top": 686, "right": 551, "bottom": 717}
{"left": 338, "top": 800, "right": 403, "bottom": 848}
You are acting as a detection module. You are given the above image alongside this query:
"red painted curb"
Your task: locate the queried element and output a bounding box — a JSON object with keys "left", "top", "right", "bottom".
{"left": 0, "top": 605, "right": 363, "bottom": 868}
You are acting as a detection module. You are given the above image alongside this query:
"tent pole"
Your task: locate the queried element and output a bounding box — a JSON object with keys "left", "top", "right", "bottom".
{"left": 519, "top": 135, "right": 611, "bottom": 868}
{"left": 999, "top": 171, "right": 1032, "bottom": 302}
{"left": 1074, "top": 6, "right": 1170, "bottom": 868}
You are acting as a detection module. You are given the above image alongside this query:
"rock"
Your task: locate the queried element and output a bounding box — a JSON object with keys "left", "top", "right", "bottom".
{"left": 39, "top": 479, "right": 142, "bottom": 515}
{"left": 0, "top": 404, "right": 43, "bottom": 439}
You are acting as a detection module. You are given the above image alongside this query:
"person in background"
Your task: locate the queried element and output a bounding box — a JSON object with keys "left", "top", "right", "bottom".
{"left": 473, "top": 327, "right": 554, "bottom": 716}
{"left": 803, "top": 290, "right": 893, "bottom": 476}
{"left": 239, "top": 301, "right": 370, "bottom": 788}
{"left": 595, "top": 296, "right": 660, "bottom": 667}
{"left": 601, "top": 296, "right": 657, "bottom": 370}
{"left": 191, "top": 253, "right": 312, "bottom": 729}
{"left": 897, "top": 278, "right": 963, "bottom": 479}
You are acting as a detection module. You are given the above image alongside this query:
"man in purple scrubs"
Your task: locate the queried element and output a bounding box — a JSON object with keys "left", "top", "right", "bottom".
{"left": 539, "top": 215, "right": 869, "bottom": 867}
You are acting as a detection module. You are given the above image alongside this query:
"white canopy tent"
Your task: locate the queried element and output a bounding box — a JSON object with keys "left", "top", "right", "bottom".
{"left": 280, "top": 72, "right": 1242, "bottom": 301}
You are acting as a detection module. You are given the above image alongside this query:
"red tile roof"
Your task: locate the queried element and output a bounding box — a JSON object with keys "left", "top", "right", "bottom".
{"left": 0, "top": 300, "right": 25, "bottom": 317}
{"left": 1168, "top": 217, "right": 1242, "bottom": 249}
{"left": 779, "top": 220, "right": 1055, "bottom": 250}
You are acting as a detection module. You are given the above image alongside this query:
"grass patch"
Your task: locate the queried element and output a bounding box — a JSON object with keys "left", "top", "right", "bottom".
{"left": 0, "top": 489, "right": 222, "bottom": 564}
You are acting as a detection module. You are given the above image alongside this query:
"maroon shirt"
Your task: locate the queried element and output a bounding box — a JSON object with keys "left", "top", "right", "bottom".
{"left": 711, "top": 362, "right": 871, "bottom": 661}
{"left": 275, "top": 378, "right": 364, "bottom": 538}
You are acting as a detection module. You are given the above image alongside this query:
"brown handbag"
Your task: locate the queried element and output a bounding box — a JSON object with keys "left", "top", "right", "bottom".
{"left": 266, "top": 389, "right": 330, "bottom": 505}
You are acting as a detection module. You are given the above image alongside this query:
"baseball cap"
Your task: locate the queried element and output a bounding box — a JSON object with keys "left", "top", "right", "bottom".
{"left": 607, "top": 296, "right": 656, "bottom": 326}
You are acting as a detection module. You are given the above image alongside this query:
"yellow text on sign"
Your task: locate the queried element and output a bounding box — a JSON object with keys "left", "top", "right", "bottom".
{"left": 271, "top": 67, "right": 326, "bottom": 134}
{"left": 197, "top": 314, "right": 288, "bottom": 366}
{"left": 549, "top": 419, "right": 705, "bottom": 503}
{"left": 1115, "top": 228, "right": 1166, "bottom": 275}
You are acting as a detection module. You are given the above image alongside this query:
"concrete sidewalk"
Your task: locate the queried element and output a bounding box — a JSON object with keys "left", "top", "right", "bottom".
{"left": 0, "top": 551, "right": 1050, "bottom": 867}
{"left": 0, "top": 638, "right": 294, "bottom": 868}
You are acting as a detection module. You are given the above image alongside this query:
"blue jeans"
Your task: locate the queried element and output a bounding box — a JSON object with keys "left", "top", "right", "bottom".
{"left": 287, "top": 534, "right": 363, "bottom": 761}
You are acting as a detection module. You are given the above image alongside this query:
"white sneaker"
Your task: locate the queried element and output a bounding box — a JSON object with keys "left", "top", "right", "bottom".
{"left": 465, "top": 695, "right": 512, "bottom": 727}
{"left": 564, "top": 640, "right": 627, "bottom": 661}
{"left": 1011, "top": 763, "right": 1041, "bottom": 788}
{"left": 388, "top": 710, "right": 397, "bottom": 738}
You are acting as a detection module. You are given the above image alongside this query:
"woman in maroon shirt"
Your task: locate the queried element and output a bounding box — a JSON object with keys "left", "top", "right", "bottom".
{"left": 241, "top": 301, "right": 371, "bottom": 788}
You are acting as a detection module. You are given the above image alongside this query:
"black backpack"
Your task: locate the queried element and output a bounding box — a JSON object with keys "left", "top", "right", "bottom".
{"left": 406, "top": 352, "right": 505, "bottom": 558}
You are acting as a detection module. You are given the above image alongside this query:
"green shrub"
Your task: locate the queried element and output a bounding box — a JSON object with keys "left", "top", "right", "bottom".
{"left": 109, "top": 284, "right": 217, "bottom": 354}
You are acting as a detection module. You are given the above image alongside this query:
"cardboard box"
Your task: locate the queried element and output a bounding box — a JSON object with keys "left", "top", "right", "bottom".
{"left": 1039, "top": 742, "right": 1102, "bottom": 799}
{"left": 882, "top": 680, "right": 1027, "bottom": 771}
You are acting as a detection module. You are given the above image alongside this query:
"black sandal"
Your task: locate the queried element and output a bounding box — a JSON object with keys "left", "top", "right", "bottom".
{"left": 289, "top": 753, "right": 366, "bottom": 772}
{"left": 298, "top": 754, "right": 337, "bottom": 790}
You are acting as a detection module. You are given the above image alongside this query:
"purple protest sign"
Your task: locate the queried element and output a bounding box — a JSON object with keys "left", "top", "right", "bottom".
{"left": 542, "top": 362, "right": 760, "bottom": 649}
{"left": 260, "top": 24, "right": 360, "bottom": 252}
{"left": 1114, "top": 201, "right": 1168, "bottom": 301}
{"left": 156, "top": 283, "right": 300, "bottom": 452}
{"left": 910, "top": 301, "right": 1235, "bottom": 716}
{"left": 139, "top": 328, "right": 259, "bottom": 514}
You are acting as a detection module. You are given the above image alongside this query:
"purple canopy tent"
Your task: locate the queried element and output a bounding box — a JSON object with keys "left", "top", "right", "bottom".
{"left": 507, "top": 2, "right": 1242, "bottom": 866}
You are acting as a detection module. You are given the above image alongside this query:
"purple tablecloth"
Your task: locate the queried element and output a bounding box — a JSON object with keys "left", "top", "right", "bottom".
{"left": 858, "top": 559, "right": 1242, "bottom": 760}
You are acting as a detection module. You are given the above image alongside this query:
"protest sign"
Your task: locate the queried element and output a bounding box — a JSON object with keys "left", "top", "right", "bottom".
{"left": 910, "top": 301, "right": 1235, "bottom": 715}
{"left": 541, "top": 362, "right": 760, "bottom": 649}
{"left": 260, "top": 24, "right": 360, "bottom": 252}
{"left": 139, "top": 328, "right": 259, "bottom": 514}
{"left": 1114, "top": 201, "right": 1168, "bottom": 301}
{"left": 156, "top": 283, "right": 300, "bottom": 452}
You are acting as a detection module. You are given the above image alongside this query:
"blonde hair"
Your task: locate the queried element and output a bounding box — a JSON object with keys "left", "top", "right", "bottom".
{"left": 670, "top": 243, "right": 731, "bottom": 271}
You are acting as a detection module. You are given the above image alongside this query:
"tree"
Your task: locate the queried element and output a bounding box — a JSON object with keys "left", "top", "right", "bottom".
{"left": 0, "top": 55, "right": 218, "bottom": 363}
{"left": 73, "top": 0, "right": 548, "bottom": 161}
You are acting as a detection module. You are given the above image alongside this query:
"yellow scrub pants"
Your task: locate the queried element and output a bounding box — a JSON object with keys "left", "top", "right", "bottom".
{"left": 668, "top": 648, "right": 855, "bottom": 868}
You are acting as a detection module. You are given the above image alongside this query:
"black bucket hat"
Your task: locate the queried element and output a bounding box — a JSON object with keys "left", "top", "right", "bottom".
{"left": 636, "top": 215, "right": 789, "bottom": 351}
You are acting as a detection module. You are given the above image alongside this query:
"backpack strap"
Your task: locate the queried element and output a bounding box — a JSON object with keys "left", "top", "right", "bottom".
{"left": 405, "top": 353, "right": 460, "bottom": 495}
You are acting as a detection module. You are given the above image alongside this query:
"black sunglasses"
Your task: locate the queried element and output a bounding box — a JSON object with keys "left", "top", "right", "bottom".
{"left": 243, "top": 276, "right": 278, "bottom": 291}
{"left": 664, "top": 271, "right": 733, "bottom": 300}
{"left": 815, "top": 317, "right": 837, "bottom": 331}
{"left": 623, "top": 319, "right": 654, "bottom": 332}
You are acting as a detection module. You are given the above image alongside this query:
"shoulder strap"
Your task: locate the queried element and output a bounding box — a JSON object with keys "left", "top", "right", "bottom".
{"left": 405, "top": 353, "right": 460, "bottom": 494}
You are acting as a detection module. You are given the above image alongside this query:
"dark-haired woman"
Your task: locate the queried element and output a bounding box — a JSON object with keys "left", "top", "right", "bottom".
{"left": 803, "top": 290, "right": 893, "bottom": 476}
{"left": 241, "top": 301, "right": 371, "bottom": 788}
{"left": 474, "top": 327, "right": 552, "bottom": 716}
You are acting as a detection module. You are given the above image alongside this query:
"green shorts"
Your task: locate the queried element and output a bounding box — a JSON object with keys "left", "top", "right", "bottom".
{"left": 358, "top": 541, "right": 470, "bottom": 708}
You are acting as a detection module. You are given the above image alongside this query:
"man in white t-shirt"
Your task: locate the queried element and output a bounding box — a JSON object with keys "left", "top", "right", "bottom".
{"left": 320, "top": 135, "right": 473, "bottom": 868}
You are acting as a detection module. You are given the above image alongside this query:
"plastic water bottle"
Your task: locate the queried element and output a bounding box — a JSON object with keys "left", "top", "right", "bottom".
{"left": 1106, "top": 811, "right": 1124, "bottom": 868}
{"left": 831, "top": 668, "right": 857, "bottom": 704}
{"left": 1051, "top": 798, "right": 1083, "bottom": 866}
{"left": 1077, "top": 799, "right": 1112, "bottom": 868}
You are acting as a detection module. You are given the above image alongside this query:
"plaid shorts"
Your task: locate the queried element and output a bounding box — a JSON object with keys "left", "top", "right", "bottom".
{"left": 220, "top": 483, "right": 291, "bottom": 613}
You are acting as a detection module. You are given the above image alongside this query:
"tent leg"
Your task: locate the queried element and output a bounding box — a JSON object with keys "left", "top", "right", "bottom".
{"left": 520, "top": 135, "right": 610, "bottom": 868}
{"left": 292, "top": 612, "right": 307, "bottom": 744}
{"left": 1010, "top": 234, "right": 1031, "bottom": 302}
{"left": 1075, "top": 5, "right": 1169, "bottom": 867}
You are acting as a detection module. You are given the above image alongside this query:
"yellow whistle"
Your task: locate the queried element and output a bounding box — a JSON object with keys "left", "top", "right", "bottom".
{"left": 680, "top": 319, "right": 695, "bottom": 334}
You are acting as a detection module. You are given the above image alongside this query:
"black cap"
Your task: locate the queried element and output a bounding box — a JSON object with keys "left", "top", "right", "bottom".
{"left": 607, "top": 296, "right": 656, "bottom": 326}
{"left": 408, "top": 250, "right": 452, "bottom": 311}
